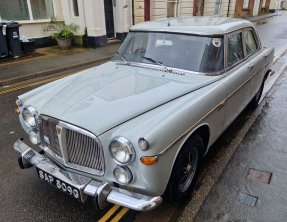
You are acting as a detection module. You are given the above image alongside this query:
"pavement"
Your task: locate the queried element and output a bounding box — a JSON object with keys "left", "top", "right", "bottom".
{"left": 0, "top": 43, "right": 121, "bottom": 87}
{"left": 190, "top": 57, "right": 287, "bottom": 222}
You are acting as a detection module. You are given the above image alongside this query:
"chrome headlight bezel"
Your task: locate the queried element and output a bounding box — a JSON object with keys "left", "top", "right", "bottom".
{"left": 109, "top": 136, "right": 135, "bottom": 165}
{"left": 113, "top": 165, "right": 133, "bottom": 185}
{"left": 22, "top": 105, "right": 38, "bottom": 127}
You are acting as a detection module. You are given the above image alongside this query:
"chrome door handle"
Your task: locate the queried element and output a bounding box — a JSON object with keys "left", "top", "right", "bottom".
{"left": 263, "top": 54, "right": 268, "bottom": 58}
{"left": 248, "top": 64, "right": 254, "bottom": 69}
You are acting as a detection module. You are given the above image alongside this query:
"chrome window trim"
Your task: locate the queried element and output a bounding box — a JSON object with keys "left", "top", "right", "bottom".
{"left": 225, "top": 27, "right": 262, "bottom": 73}
{"left": 38, "top": 115, "right": 105, "bottom": 176}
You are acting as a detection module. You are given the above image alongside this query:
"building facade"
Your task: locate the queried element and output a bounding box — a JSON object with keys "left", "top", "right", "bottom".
{"left": 0, "top": 0, "right": 272, "bottom": 49}
{"left": 234, "top": 0, "right": 271, "bottom": 17}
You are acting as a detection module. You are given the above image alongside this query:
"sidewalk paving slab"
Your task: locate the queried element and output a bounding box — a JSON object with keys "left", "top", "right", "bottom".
{"left": 0, "top": 43, "right": 120, "bottom": 87}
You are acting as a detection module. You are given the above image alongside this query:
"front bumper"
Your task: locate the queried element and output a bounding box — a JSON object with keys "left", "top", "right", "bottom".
{"left": 14, "top": 138, "right": 162, "bottom": 211}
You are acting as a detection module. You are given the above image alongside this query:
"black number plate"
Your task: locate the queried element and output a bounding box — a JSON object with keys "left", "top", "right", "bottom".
{"left": 36, "top": 167, "right": 81, "bottom": 201}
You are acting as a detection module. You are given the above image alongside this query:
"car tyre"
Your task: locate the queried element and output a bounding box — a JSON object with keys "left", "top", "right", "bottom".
{"left": 165, "top": 135, "right": 204, "bottom": 205}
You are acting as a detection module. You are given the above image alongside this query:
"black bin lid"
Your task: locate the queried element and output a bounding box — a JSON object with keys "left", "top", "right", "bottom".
{"left": 5, "top": 22, "right": 22, "bottom": 28}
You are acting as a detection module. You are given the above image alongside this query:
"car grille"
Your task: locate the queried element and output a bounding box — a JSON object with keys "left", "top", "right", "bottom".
{"left": 66, "top": 129, "right": 104, "bottom": 170}
{"left": 41, "top": 117, "right": 104, "bottom": 175}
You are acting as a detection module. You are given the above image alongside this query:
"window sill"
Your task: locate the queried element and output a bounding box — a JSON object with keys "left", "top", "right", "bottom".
{"left": 17, "top": 19, "right": 64, "bottom": 24}
{"left": 242, "top": 8, "right": 250, "bottom": 11}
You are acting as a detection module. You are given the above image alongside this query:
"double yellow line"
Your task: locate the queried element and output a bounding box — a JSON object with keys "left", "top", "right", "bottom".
{"left": 98, "top": 205, "right": 129, "bottom": 222}
{"left": 0, "top": 72, "right": 77, "bottom": 95}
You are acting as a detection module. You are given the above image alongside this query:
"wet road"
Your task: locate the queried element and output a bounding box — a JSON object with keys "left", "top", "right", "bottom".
{"left": 255, "top": 12, "right": 287, "bottom": 54}
{"left": 1, "top": 14, "right": 287, "bottom": 222}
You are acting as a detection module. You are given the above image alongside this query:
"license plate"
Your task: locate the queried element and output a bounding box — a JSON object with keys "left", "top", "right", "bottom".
{"left": 36, "top": 167, "right": 81, "bottom": 201}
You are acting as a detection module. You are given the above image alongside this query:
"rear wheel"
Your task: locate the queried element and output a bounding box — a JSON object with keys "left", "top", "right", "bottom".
{"left": 165, "top": 135, "right": 204, "bottom": 205}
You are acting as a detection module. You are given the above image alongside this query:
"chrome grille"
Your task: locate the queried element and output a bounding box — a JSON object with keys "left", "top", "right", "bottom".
{"left": 40, "top": 116, "right": 104, "bottom": 175}
{"left": 66, "top": 129, "right": 104, "bottom": 171}
{"left": 42, "top": 119, "right": 62, "bottom": 157}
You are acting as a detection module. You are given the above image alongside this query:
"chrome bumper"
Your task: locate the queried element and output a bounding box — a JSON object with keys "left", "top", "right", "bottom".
{"left": 14, "top": 138, "right": 162, "bottom": 211}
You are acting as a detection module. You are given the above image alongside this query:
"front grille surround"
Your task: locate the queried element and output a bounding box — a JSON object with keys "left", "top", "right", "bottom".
{"left": 39, "top": 115, "right": 105, "bottom": 176}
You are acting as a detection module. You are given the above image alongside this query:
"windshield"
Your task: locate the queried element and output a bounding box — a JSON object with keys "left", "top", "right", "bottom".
{"left": 113, "top": 32, "right": 224, "bottom": 73}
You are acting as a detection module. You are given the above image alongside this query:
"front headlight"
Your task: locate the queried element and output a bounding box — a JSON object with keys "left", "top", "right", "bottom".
{"left": 109, "top": 136, "right": 135, "bottom": 165}
{"left": 22, "top": 106, "right": 38, "bottom": 127}
{"left": 29, "top": 130, "right": 41, "bottom": 145}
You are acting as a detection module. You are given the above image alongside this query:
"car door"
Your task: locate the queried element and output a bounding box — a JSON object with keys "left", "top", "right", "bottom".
{"left": 222, "top": 30, "right": 253, "bottom": 129}
{"left": 242, "top": 28, "right": 266, "bottom": 99}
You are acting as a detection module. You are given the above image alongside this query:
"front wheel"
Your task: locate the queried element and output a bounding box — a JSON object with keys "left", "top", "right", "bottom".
{"left": 165, "top": 135, "right": 204, "bottom": 205}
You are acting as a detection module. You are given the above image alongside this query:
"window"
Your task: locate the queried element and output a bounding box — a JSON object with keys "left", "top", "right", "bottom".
{"left": 0, "top": 0, "right": 54, "bottom": 21}
{"left": 243, "top": 0, "right": 249, "bottom": 8}
{"left": 114, "top": 32, "right": 224, "bottom": 73}
{"left": 0, "top": 0, "right": 30, "bottom": 21}
{"left": 71, "top": 0, "right": 79, "bottom": 17}
{"left": 244, "top": 30, "right": 258, "bottom": 55}
{"left": 214, "top": 0, "right": 222, "bottom": 15}
{"left": 262, "top": 0, "right": 267, "bottom": 7}
{"left": 227, "top": 33, "right": 244, "bottom": 67}
{"left": 167, "top": 0, "right": 180, "bottom": 17}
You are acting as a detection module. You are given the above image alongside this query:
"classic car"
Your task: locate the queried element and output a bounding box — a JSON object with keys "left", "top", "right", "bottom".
{"left": 14, "top": 17, "right": 274, "bottom": 211}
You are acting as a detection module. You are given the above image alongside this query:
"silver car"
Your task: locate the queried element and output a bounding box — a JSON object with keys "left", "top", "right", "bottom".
{"left": 14, "top": 17, "right": 274, "bottom": 211}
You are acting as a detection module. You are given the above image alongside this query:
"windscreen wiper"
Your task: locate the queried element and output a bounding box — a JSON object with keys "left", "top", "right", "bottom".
{"left": 116, "top": 52, "right": 129, "bottom": 65}
{"left": 142, "top": 56, "right": 171, "bottom": 72}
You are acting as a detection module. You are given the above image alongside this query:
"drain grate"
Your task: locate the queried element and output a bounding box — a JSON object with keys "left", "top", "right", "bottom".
{"left": 246, "top": 168, "right": 272, "bottom": 184}
{"left": 239, "top": 194, "right": 258, "bottom": 207}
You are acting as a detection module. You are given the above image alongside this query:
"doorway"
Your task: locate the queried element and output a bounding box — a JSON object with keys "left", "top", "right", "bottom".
{"left": 144, "top": 0, "right": 150, "bottom": 21}
{"left": 104, "top": 0, "right": 115, "bottom": 38}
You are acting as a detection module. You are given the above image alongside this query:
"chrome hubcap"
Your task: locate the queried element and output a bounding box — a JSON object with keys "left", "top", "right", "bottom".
{"left": 179, "top": 148, "right": 198, "bottom": 192}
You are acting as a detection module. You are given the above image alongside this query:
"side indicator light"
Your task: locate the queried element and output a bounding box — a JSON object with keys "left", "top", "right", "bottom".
{"left": 14, "top": 108, "right": 20, "bottom": 115}
{"left": 140, "top": 156, "right": 159, "bottom": 165}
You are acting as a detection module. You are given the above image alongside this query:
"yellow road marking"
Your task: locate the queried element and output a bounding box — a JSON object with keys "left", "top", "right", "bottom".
{"left": 110, "top": 207, "right": 129, "bottom": 222}
{"left": 98, "top": 205, "right": 121, "bottom": 222}
{"left": 0, "top": 72, "right": 78, "bottom": 95}
{"left": 273, "top": 43, "right": 287, "bottom": 62}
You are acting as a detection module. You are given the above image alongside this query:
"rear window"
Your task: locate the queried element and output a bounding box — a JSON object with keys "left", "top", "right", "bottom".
{"left": 113, "top": 32, "right": 224, "bottom": 73}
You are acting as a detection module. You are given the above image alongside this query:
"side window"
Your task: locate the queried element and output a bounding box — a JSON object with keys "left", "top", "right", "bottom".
{"left": 227, "top": 33, "right": 244, "bottom": 67}
{"left": 244, "top": 30, "right": 258, "bottom": 55}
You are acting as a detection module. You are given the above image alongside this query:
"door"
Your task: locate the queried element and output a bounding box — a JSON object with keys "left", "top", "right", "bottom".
{"left": 222, "top": 31, "right": 253, "bottom": 129}
{"left": 104, "top": 0, "right": 115, "bottom": 38}
{"left": 144, "top": 0, "right": 150, "bottom": 21}
{"left": 243, "top": 29, "right": 265, "bottom": 99}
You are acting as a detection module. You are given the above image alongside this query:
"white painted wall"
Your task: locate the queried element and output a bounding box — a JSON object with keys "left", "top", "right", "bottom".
{"left": 60, "top": 0, "right": 86, "bottom": 36}
{"left": 113, "top": 0, "right": 133, "bottom": 34}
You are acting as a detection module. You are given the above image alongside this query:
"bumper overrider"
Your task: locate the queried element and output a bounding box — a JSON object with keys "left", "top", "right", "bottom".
{"left": 14, "top": 138, "right": 163, "bottom": 211}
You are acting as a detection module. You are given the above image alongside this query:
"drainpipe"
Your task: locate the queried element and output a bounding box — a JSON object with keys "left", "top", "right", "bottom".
{"left": 193, "top": 0, "right": 197, "bottom": 16}
{"left": 132, "top": 0, "right": 135, "bottom": 25}
{"left": 227, "top": 0, "right": 231, "bottom": 17}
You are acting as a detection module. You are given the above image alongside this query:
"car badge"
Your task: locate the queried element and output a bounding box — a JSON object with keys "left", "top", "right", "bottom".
{"left": 44, "top": 135, "right": 50, "bottom": 144}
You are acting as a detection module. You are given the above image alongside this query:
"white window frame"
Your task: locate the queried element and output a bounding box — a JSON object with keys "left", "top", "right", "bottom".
{"left": 2, "top": 0, "right": 56, "bottom": 23}
{"left": 166, "top": 0, "right": 180, "bottom": 17}
{"left": 262, "top": 0, "right": 267, "bottom": 7}
{"left": 243, "top": 0, "right": 250, "bottom": 8}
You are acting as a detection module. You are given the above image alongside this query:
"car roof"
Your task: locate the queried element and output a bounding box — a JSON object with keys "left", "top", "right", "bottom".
{"left": 130, "top": 17, "right": 254, "bottom": 35}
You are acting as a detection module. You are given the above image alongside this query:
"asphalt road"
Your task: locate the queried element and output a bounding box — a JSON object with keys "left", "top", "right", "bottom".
{"left": 1, "top": 14, "right": 287, "bottom": 222}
